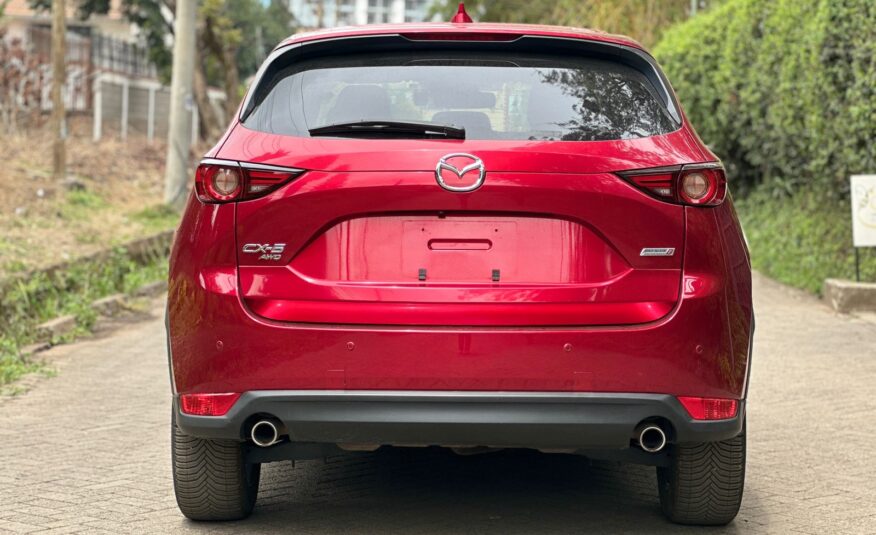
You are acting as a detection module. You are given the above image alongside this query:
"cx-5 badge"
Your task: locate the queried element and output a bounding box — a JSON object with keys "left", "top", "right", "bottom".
{"left": 242, "top": 243, "right": 286, "bottom": 261}
{"left": 436, "top": 153, "right": 486, "bottom": 192}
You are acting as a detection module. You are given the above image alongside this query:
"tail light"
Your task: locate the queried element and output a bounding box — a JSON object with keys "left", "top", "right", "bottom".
{"left": 179, "top": 392, "right": 241, "bottom": 416}
{"left": 678, "top": 396, "right": 739, "bottom": 420}
{"left": 195, "top": 159, "right": 304, "bottom": 203}
{"left": 617, "top": 163, "right": 727, "bottom": 206}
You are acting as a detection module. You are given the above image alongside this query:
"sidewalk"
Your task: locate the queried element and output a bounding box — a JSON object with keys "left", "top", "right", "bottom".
{"left": 1, "top": 273, "right": 875, "bottom": 534}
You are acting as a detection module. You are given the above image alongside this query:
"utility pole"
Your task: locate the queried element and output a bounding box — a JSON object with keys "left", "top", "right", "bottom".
{"left": 50, "top": 0, "right": 66, "bottom": 179}
{"left": 164, "top": 0, "right": 197, "bottom": 208}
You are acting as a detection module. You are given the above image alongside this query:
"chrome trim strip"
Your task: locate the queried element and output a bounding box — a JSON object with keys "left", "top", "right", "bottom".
{"left": 199, "top": 157, "right": 237, "bottom": 167}
{"left": 682, "top": 162, "right": 724, "bottom": 171}
{"left": 616, "top": 164, "right": 682, "bottom": 177}
{"left": 240, "top": 161, "right": 305, "bottom": 174}
{"left": 198, "top": 158, "right": 304, "bottom": 174}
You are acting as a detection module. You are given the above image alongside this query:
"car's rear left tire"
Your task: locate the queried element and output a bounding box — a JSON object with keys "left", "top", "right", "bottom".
{"left": 657, "top": 424, "right": 746, "bottom": 525}
{"left": 171, "top": 417, "right": 260, "bottom": 521}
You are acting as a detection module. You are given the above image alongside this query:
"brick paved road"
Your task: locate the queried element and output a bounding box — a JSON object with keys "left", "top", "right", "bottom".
{"left": 2, "top": 273, "right": 876, "bottom": 534}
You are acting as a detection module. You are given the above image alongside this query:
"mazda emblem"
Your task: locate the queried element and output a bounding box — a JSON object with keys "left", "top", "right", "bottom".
{"left": 435, "top": 153, "right": 486, "bottom": 192}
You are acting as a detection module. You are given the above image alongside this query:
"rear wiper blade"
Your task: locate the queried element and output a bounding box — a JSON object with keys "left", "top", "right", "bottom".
{"left": 308, "top": 120, "right": 466, "bottom": 139}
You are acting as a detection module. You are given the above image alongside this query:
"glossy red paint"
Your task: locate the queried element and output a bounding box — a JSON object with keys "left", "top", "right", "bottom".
{"left": 450, "top": 2, "right": 474, "bottom": 24}
{"left": 167, "top": 24, "right": 752, "bottom": 400}
{"left": 278, "top": 22, "right": 643, "bottom": 51}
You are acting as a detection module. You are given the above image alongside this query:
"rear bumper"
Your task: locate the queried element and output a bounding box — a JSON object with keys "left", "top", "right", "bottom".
{"left": 175, "top": 390, "right": 745, "bottom": 449}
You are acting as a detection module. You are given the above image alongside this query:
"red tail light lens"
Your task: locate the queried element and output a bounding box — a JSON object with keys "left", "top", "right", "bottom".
{"left": 195, "top": 159, "right": 304, "bottom": 203}
{"left": 678, "top": 396, "right": 739, "bottom": 420}
{"left": 618, "top": 163, "right": 726, "bottom": 206}
{"left": 180, "top": 392, "right": 241, "bottom": 416}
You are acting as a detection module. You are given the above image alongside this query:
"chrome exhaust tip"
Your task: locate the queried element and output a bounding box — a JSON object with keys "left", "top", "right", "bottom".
{"left": 250, "top": 419, "right": 280, "bottom": 447}
{"left": 637, "top": 424, "right": 667, "bottom": 453}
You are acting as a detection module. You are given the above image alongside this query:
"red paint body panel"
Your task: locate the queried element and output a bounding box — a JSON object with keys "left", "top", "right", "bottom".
{"left": 167, "top": 24, "right": 752, "bottom": 401}
{"left": 278, "top": 23, "right": 644, "bottom": 50}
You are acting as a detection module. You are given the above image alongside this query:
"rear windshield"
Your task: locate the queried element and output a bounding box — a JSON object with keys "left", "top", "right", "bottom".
{"left": 243, "top": 52, "right": 678, "bottom": 141}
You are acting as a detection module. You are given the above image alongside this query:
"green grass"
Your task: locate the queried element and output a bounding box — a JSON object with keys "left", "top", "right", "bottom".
{"left": 0, "top": 248, "right": 168, "bottom": 388}
{"left": 60, "top": 189, "right": 109, "bottom": 220}
{"left": 736, "top": 187, "right": 876, "bottom": 294}
{"left": 131, "top": 204, "right": 182, "bottom": 233}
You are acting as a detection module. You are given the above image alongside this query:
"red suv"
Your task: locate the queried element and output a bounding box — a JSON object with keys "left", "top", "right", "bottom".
{"left": 168, "top": 19, "right": 752, "bottom": 526}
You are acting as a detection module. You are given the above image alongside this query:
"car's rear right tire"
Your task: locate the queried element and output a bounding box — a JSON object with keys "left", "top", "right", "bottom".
{"left": 656, "top": 425, "right": 746, "bottom": 525}
{"left": 172, "top": 418, "right": 260, "bottom": 521}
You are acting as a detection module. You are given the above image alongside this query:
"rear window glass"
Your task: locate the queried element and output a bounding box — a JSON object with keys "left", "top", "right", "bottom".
{"left": 243, "top": 52, "right": 678, "bottom": 141}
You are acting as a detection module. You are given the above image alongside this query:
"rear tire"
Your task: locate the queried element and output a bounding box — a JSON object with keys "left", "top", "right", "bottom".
{"left": 657, "top": 425, "right": 745, "bottom": 525}
{"left": 172, "top": 418, "right": 260, "bottom": 521}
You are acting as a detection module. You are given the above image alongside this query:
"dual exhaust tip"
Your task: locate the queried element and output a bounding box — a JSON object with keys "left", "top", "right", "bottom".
{"left": 636, "top": 424, "right": 667, "bottom": 453}
{"left": 251, "top": 418, "right": 667, "bottom": 452}
{"left": 250, "top": 418, "right": 284, "bottom": 447}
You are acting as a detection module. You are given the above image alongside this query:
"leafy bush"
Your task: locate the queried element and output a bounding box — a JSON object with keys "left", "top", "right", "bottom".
{"left": 654, "top": 0, "right": 876, "bottom": 198}
{"left": 655, "top": 0, "right": 876, "bottom": 291}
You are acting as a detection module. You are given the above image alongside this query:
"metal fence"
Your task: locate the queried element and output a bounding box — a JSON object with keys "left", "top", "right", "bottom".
{"left": 92, "top": 72, "right": 226, "bottom": 143}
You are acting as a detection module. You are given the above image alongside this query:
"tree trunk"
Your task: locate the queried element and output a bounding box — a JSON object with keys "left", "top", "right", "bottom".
{"left": 220, "top": 44, "right": 240, "bottom": 122}
{"left": 163, "top": 0, "right": 196, "bottom": 208}
{"left": 50, "top": 0, "right": 66, "bottom": 179}
{"left": 199, "top": 7, "right": 241, "bottom": 130}
{"left": 192, "top": 45, "right": 222, "bottom": 143}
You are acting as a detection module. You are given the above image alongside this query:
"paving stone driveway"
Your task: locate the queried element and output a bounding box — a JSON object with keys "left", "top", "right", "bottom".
{"left": 2, "top": 273, "right": 875, "bottom": 534}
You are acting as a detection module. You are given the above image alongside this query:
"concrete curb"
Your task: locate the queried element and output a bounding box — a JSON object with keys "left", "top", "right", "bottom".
{"left": 823, "top": 278, "right": 876, "bottom": 314}
{"left": 91, "top": 293, "right": 127, "bottom": 316}
{"left": 35, "top": 315, "right": 77, "bottom": 341}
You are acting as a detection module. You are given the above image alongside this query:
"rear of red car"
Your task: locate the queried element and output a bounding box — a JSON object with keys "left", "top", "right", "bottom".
{"left": 168, "top": 23, "right": 752, "bottom": 525}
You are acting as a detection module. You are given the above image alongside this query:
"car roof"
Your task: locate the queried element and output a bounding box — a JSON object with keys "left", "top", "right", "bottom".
{"left": 278, "top": 22, "right": 644, "bottom": 52}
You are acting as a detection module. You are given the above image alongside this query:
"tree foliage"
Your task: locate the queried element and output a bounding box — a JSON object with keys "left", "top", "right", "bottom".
{"left": 431, "top": 0, "right": 720, "bottom": 47}
{"left": 29, "top": 0, "right": 292, "bottom": 84}
{"left": 28, "top": 0, "right": 293, "bottom": 140}
{"left": 654, "top": 0, "right": 876, "bottom": 197}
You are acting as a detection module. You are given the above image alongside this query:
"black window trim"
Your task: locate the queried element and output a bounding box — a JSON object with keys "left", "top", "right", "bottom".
{"left": 240, "top": 33, "right": 682, "bottom": 127}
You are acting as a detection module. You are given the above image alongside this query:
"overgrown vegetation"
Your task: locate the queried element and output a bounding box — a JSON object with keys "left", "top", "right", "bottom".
{"left": 0, "top": 248, "right": 168, "bottom": 388}
{"left": 654, "top": 0, "right": 876, "bottom": 291}
{"left": 737, "top": 189, "right": 876, "bottom": 293}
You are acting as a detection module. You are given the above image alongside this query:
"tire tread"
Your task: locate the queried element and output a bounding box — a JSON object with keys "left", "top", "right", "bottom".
{"left": 657, "top": 429, "right": 745, "bottom": 525}
{"left": 171, "top": 420, "right": 260, "bottom": 521}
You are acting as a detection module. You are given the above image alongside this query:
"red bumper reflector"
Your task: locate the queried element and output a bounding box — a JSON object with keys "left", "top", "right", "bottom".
{"left": 677, "top": 396, "right": 738, "bottom": 420}
{"left": 180, "top": 392, "right": 241, "bottom": 416}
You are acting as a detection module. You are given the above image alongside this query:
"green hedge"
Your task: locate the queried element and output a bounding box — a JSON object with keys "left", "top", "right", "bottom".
{"left": 654, "top": 0, "right": 876, "bottom": 291}
{"left": 654, "top": 0, "right": 876, "bottom": 197}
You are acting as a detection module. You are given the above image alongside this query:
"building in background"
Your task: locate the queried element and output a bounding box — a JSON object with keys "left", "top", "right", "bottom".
{"left": 0, "top": 0, "right": 224, "bottom": 142}
{"left": 288, "top": 0, "right": 432, "bottom": 29}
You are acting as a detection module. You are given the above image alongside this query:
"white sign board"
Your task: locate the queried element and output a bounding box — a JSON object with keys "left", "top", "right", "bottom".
{"left": 851, "top": 175, "right": 876, "bottom": 247}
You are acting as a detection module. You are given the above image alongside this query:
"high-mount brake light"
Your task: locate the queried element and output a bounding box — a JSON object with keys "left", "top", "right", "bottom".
{"left": 195, "top": 159, "right": 304, "bottom": 203}
{"left": 617, "top": 163, "right": 726, "bottom": 206}
{"left": 678, "top": 396, "right": 739, "bottom": 420}
{"left": 402, "top": 32, "right": 521, "bottom": 42}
